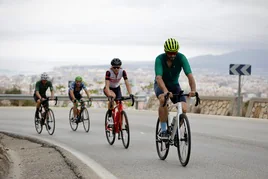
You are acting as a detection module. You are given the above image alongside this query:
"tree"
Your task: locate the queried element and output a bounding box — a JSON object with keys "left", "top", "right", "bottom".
{"left": 89, "top": 89, "right": 99, "bottom": 94}
{"left": 56, "top": 85, "right": 66, "bottom": 95}
{"left": 4, "top": 86, "right": 21, "bottom": 106}
{"left": 0, "top": 88, "right": 5, "bottom": 94}
{"left": 96, "top": 81, "right": 104, "bottom": 85}
{"left": 141, "top": 82, "right": 154, "bottom": 93}
{"left": 5, "top": 85, "right": 21, "bottom": 94}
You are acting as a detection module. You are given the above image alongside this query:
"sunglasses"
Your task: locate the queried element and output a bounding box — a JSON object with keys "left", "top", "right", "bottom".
{"left": 112, "top": 66, "right": 120, "bottom": 69}
{"left": 166, "top": 52, "right": 178, "bottom": 56}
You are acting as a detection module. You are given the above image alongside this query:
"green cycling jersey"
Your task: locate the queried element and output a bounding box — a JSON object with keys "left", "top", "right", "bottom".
{"left": 34, "top": 80, "right": 54, "bottom": 97}
{"left": 154, "top": 53, "right": 192, "bottom": 87}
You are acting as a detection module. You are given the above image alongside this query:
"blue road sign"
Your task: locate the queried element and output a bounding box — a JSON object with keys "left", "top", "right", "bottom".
{"left": 229, "top": 64, "right": 251, "bottom": 75}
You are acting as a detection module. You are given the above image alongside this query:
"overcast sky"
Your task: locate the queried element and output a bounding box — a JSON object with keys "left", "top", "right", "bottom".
{"left": 0, "top": 0, "right": 267, "bottom": 74}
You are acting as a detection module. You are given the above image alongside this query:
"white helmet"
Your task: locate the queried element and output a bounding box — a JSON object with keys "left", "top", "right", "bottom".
{"left": 41, "top": 72, "right": 49, "bottom": 80}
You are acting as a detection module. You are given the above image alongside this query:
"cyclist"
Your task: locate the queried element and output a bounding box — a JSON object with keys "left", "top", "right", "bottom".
{"left": 103, "top": 58, "right": 134, "bottom": 116}
{"left": 68, "top": 76, "right": 91, "bottom": 123}
{"left": 33, "top": 72, "right": 54, "bottom": 119}
{"left": 154, "top": 38, "right": 196, "bottom": 139}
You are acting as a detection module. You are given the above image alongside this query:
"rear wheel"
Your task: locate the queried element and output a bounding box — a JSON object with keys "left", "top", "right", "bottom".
{"left": 34, "top": 112, "right": 43, "bottom": 134}
{"left": 121, "top": 111, "right": 130, "bottom": 149}
{"left": 46, "top": 109, "right": 55, "bottom": 135}
{"left": 69, "top": 107, "right": 78, "bottom": 131}
{"left": 177, "top": 113, "right": 191, "bottom": 166}
{"left": 105, "top": 110, "right": 115, "bottom": 145}
{"left": 155, "top": 118, "right": 170, "bottom": 160}
{"left": 82, "top": 108, "right": 90, "bottom": 132}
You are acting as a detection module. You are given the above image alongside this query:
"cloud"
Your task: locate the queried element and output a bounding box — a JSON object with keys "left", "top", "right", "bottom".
{"left": 0, "top": 0, "right": 267, "bottom": 63}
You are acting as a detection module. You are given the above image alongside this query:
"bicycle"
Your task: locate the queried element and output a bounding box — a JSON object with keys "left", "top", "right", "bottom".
{"left": 105, "top": 96, "right": 135, "bottom": 149}
{"left": 69, "top": 98, "right": 92, "bottom": 132}
{"left": 34, "top": 97, "right": 58, "bottom": 135}
{"left": 155, "top": 91, "right": 200, "bottom": 166}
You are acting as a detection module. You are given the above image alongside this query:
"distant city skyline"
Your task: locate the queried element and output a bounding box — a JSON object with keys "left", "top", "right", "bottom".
{"left": 0, "top": 0, "right": 268, "bottom": 74}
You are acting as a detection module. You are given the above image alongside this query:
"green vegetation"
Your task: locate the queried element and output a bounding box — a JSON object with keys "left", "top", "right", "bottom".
{"left": 1, "top": 86, "right": 35, "bottom": 106}
{"left": 4, "top": 86, "right": 22, "bottom": 106}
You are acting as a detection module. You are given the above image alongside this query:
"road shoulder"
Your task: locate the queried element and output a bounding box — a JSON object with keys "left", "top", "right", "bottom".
{"left": 0, "top": 132, "right": 100, "bottom": 179}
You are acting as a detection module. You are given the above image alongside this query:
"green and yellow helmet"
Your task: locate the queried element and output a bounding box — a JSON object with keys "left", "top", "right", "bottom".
{"left": 75, "top": 76, "right": 83, "bottom": 82}
{"left": 164, "top": 38, "right": 179, "bottom": 52}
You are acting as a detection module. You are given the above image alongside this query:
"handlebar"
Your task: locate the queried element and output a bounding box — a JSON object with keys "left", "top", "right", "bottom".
{"left": 75, "top": 98, "right": 92, "bottom": 107}
{"left": 162, "top": 91, "right": 200, "bottom": 107}
{"left": 112, "top": 95, "right": 135, "bottom": 107}
{"left": 41, "top": 97, "right": 58, "bottom": 106}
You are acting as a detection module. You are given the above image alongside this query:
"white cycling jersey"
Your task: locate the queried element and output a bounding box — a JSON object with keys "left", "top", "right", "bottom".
{"left": 105, "top": 68, "right": 128, "bottom": 88}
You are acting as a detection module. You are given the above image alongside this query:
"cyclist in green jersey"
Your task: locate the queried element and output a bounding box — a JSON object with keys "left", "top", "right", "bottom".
{"left": 154, "top": 38, "right": 196, "bottom": 139}
{"left": 33, "top": 72, "right": 54, "bottom": 119}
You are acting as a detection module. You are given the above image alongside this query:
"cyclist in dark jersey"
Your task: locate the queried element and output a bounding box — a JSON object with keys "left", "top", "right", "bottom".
{"left": 154, "top": 38, "right": 196, "bottom": 139}
{"left": 33, "top": 72, "right": 54, "bottom": 119}
{"left": 68, "top": 76, "right": 91, "bottom": 121}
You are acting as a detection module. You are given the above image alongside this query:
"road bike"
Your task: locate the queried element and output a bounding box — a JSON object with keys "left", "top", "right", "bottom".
{"left": 34, "top": 97, "right": 58, "bottom": 135}
{"left": 69, "top": 98, "right": 92, "bottom": 132}
{"left": 105, "top": 96, "right": 135, "bottom": 149}
{"left": 156, "top": 91, "right": 200, "bottom": 166}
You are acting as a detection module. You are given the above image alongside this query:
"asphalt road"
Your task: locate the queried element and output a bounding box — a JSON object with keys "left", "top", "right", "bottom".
{"left": 1, "top": 107, "right": 268, "bottom": 179}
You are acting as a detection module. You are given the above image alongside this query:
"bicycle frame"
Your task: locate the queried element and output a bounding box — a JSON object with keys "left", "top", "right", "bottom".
{"left": 112, "top": 101, "right": 123, "bottom": 133}
{"left": 75, "top": 99, "right": 92, "bottom": 118}
{"left": 163, "top": 91, "right": 200, "bottom": 142}
{"left": 40, "top": 97, "right": 58, "bottom": 120}
{"left": 110, "top": 96, "right": 134, "bottom": 133}
{"left": 168, "top": 101, "right": 183, "bottom": 141}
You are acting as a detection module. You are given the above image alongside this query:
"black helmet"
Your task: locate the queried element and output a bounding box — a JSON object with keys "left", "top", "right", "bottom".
{"left": 111, "top": 58, "right": 122, "bottom": 66}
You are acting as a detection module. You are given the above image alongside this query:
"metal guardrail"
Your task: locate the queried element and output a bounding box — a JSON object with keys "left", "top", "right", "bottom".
{"left": 0, "top": 94, "right": 147, "bottom": 109}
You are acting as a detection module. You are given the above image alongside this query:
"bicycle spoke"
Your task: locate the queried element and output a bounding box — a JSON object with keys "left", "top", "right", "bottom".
{"left": 177, "top": 114, "right": 191, "bottom": 166}
{"left": 105, "top": 110, "right": 115, "bottom": 145}
{"left": 155, "top": 118, "right": 169, "bottom": 160}
{"left": 82, "top": 108, "right": 90, "bottom": 132}
{"left": 46, "top": 109, "right": 55, "bottom": 135}
{"left": 34, "top": 114, "right": 43, "bottom": 134}
{"left": 121, "top": 111, "right": 130, "bottom": 149}
{"left": 69, "top": 107, "right": 78, "bottom": 131}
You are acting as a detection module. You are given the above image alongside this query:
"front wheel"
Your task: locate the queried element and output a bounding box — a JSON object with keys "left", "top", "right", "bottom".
{"left": 105, "top": 110, "right": 116, "bottom": 145}
{"left": 69, "top": 107, "right": 78, "bottom": 131}
{"left": 81, "top": 108, "right": 90, "bottom": 132}
{"left": 34, "top": 112, "right": 43, "bottom": 134}
{"left": 46, "top": 109, "right": 55, "bottom": 135}
{"left": 177, "top": 113, "right": 191, "bottom": 166}
{"left": 155, "top": 118, "right": 169, "bottom": 160}
{"left": 120, "top": 111, "right": 130, "bottom": 149}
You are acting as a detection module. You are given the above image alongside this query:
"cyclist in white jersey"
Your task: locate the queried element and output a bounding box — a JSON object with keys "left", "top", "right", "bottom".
{"left": 103, "top": 58, "right": 133, "bottom": 114}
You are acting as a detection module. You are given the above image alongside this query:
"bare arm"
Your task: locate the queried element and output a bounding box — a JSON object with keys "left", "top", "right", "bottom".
{"left": 70, "top": 90, "right": 75, "bottom": 101}
{"left": 156, "top": 76, "right": 168, "bottom": 94}
{"left": 35, "top": 91, "right": 42, "bottom": 99}
{"left": 85, "top": 89, "right": 90, "bottom": 98}
{"left": 50, "top": 90, "right": 54, "bottom": 98}
{"left": 187, "top": 73, "right": 196, "bottom": 96}
{"left": 104, "top": 80, "right": 112, "bottom": 97}
{"left": 124, "top": 79, "right": 132, "bottom": 95}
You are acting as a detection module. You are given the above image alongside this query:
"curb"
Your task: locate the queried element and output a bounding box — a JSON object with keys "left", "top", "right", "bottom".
{"left": 0, "top": 131, "right": 118, "bottom": 179}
